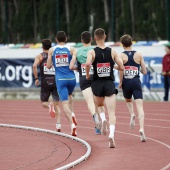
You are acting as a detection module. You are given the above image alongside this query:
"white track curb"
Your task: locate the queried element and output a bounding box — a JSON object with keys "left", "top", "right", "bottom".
{"left": 0, "top": 123, "right": 91, "bottom": 170}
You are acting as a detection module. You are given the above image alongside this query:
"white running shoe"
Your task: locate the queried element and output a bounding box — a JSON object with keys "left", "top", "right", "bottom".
{"left": 108, "top": 136, "right": 116, "bottom": 148}
{"left": 139, "top": 129, "right": 147, "bottom": 142}
{"left": 71, "top": 124, "right": 77, "bottom": 137}
{"left": 130, "top": 114, "right": 135, "bottom": 130}
{"left": 56, "top": 123, "right": 61, "bottom": 132}
{"left": 101, "top": 120, "right": 108, "bottom": 135}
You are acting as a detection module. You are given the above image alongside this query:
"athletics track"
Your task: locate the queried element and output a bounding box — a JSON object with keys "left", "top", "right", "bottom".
{"left": 0, "top": 99, "right": 170, "bottom": 170}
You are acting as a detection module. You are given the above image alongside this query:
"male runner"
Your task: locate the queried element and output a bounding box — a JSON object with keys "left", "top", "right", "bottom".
{"left": 70, "top": 31, "right": 101, "bottom": 135}
{"left": 33, "top": 39, "right": 61, "bottom": 132}
{"left": 47, "top": 31, "right": 77, "bottom": 136}
{"left": 86, "top": 28, "right": 124, "bottom": 148}
{"left": 118, "top": 34, "right": 147, "bottom": 142}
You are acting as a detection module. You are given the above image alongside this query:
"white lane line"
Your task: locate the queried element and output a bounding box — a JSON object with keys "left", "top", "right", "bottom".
{"left": 115, "top": 131, "right": 170, "bottom": 170}
{"left": 160, "top": 163, "right": 170, "bottom": 170}
{"left": 115, "top": 130, "right": 170, "bottom": 149}
{"left": 1, "top": 119, "right": 170, "bottom": 129}
{"left": 117, "top": 122, "right": 170, "bottom": 129}
{"left": 1, "top": 114, "right": 170, "bottom": 122}
{"left": 116, "top": 116, "right": 170, "bottom": 122}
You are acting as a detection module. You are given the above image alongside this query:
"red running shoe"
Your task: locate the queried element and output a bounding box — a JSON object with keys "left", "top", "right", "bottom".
{"left": 56, "top": 123, "right": 61, "bottom": 132}
{"left": 49, "top": 102, "right": 55, "bottom": 118}
{"left": 72, "top": 113, "right": 77, "bottom": 126}
{"left": 71, "top": 124, "right": 77, "bottom": 137}
{"left": 72, "top": 116, "right": 77, "bottom": 126}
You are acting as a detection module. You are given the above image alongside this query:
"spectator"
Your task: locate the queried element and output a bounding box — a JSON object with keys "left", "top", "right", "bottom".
{"left": 162, "top": 43, "right": 170, "bottom": 101}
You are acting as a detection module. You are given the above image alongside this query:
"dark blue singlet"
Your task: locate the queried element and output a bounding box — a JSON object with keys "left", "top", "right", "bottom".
{"left": 122, "top": 51, "right": 143, "bottom": 99}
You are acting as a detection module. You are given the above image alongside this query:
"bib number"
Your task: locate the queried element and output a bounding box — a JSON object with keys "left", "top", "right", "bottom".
{"left": 44, "top": 63, "right": 55, "bottom": 75}
{"left": 97, "top": 63, "right": 110, "bottom": 77}
{"left": 124, "top": 66, "right": 138, "bottom": 79}
{"left": 81, "top": 63, "right": 93, "bottom": 76}
{"left": 55, "top": 54, "right": 69, "bottom": 67}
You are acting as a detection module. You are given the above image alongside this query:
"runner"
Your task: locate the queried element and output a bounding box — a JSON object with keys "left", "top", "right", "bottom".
{"left": 47, "top": 31, "right": 77, "bottom": 136}
{"left": 33, "top": 39, "right": 61, "bottom": 132}
{"left": 70, "top": 31, "right": 101, "bottom": 135}
{"left": 86, "top": 28, "right": 124, "bottom": 148}
{"left": 118, "top": 34, "right": 147, "bottom": 142}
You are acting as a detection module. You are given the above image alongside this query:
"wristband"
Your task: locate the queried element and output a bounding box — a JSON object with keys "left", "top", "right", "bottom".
{"left": 34, "top": 78, "right": 38, "bottom": 80}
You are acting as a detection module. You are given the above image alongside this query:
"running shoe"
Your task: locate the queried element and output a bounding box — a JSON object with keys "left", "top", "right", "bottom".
{"left": 72, "top": 113, "right": 77, "bottom": 126}
{"left": 56, "top": 123, "right": 61, "bottom": 132}
{"left": 49, "top": 102, "right": 55, "bottom": 118}
{"left": 95, "top": 127, "right": 101, "bottom": 135}
{"left": 108, "top": 136, "right": 116, "bottom": 148}
{"left": 93, "top": 113, "right": 101, "bottom": 130}
{"left": 139, "top": 129, "right": 147, "bottom": 142}
{"left": 130, "top": 114, "right": 136, "bottom": 130}
{"left": 71, "top": 124, "right": 77, "bottom": 137}
{"left": 101, "top": 120, "right": 108, "bottom": 135}
{"left": 93, "top": 113, "right": 101, "bottom": 129}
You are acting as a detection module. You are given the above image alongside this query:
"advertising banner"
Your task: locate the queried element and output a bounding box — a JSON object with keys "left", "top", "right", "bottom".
{"left": 0, "top": 57, "right": 163, "bottom": 89}
{"left": 0, "top": 58, "right": 35, "bottom": 88}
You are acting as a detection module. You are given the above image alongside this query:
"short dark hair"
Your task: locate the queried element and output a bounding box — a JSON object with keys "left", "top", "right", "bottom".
{"left": 41, "top": 39, "right": 52, "bottom": 50}
{"left": 56, "top": 31, "right": 67, "bottom": 42}
{"left": 120, "top": 34, "right": 132, "bottom": 47}
{"left": 94, "top": 28, "right": 105, "bottom": 39}
{"left": 81, "top": 31, "right": 91, "bottom": 44}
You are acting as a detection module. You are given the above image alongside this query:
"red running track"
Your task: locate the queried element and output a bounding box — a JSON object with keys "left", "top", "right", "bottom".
{"left": 0, "top": 99, "right": 170, "bottom": 170}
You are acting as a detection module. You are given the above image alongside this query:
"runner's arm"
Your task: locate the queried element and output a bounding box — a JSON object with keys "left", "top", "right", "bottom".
{"left": 118, "top": 71, "right": 124, "bottom": 89}
{"left": 69, "top": 49, "right": 78, "bottom": 70}
{"left": 86, "top": 49, "right": 94, "bottom": 79}
{"left": 47, "top": 48, "right": 53, "bottom": 69}
{"left": 112, "top": 50, "right": 124, "bottom": 71}
{"left": 140, "top": 54, "right": 147, "bottom": 75}
{"left": 70, "top": 46, "right": 76, "bottom": 55}
{"left": 33, "top": 54, "right": 41, "bottom": 86}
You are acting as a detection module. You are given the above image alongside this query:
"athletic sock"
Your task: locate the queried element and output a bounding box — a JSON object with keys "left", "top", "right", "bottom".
{"left": 109, "top": 125, "right": 115, "bottom": 137}
{"left": 93, "top": 113, "right": 100, "bottom": 121}
{"left": 100, "top": 112, "right": 106, "bottom": 122}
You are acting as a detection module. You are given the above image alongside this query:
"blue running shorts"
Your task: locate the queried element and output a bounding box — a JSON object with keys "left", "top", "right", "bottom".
{"left": 56, "top": 78, "right": 76, "bottom": 101}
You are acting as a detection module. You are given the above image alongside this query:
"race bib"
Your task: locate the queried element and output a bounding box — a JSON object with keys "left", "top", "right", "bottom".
{"left": 97, "top": 63, "right": 110, "bottom": 77}
{"left": 43, "top": 63, "right": 55, "bottom": 75}
{"left": 124, "top": 66, "right": 138, "bottom": 79}
{"left": 81, "top": 63, "right": 93, "bottom": 76}
{"left": 55, "top": 54, "right": 69, "bottom": 67}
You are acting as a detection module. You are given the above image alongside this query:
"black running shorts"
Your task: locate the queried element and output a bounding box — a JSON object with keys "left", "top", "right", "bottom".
{"left": 91, "top": 79, "right": 116, "bottom": 97}
{"left": 40, "top": 85, "right": 59, "bottom": 102}
{"left": 79, "top": 76, "right": 93, "bottom": 91}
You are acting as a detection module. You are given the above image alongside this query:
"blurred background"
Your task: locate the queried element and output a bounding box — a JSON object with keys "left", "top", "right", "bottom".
{"left": 0, "top": 0, "right": 170, "bottom": 43}
{"left": 0, "top": 0, "right": 170, "bottom": 101}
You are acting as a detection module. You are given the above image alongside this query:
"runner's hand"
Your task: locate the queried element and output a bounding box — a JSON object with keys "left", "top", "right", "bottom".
{"left": 35, "top": 79, "right": 39, "bottom": 86}
{"left": 118, "top": 83, "right": 122, "bottom": 89}
{"left": 86, "top": 75, "right": 90, "bottom": 80}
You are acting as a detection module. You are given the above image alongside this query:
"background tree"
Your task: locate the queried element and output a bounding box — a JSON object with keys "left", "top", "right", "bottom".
{"left": 0, "top": 0, "right": 168, "bottom": 43}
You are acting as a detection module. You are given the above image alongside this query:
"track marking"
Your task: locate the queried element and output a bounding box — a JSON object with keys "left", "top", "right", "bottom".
{"left": 160, "top": 163, "right": 170, "bottom": 170}
{"left": 115, "top": 131, "right": 170, "bottom": 170}
{"left": 1, "top": 118, "right": 170, "bottom": 129}
{"left": 0, "top": 123, "right": 91, "bottom": 170}
{"left": 117, "top": 122, "right": 170, "bottom": 129}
